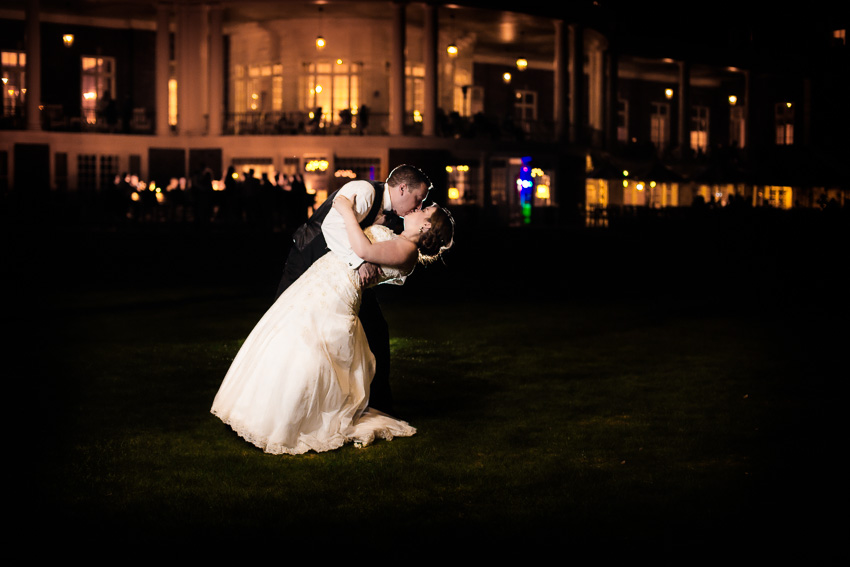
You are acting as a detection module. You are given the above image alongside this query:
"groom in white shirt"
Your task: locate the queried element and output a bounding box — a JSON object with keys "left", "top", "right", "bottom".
{"left": 275, "top": 164, "right": 431, "bottom": 413}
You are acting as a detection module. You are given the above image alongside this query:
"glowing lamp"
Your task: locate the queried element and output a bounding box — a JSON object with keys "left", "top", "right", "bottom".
{"left": 447, "top": 43, "right": 458, "bottom": 58}
{"left": 306, "top": 159, "right": 329, "bottom": 172}
{"left": 536, "top": 185, "right": 550, "bottom": 199}
{"left": 728, "top": 95, "right": 737, "bottom": 106}
{"left": 316, "top": 36, "right": 326, "bottom": 51}
{"left": 448, "top": 188, "right": 460, "bottom": 200}
{"left": 664, "top": 88, "right": 674, "bottom": 99}
{"left": 63, "top": 34, "right": 74, "bottom": 47}
{"left": 502, "top": 72, "right": 512, "bottom": 84}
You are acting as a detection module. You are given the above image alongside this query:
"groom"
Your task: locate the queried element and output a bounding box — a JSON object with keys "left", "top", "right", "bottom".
{"left": 275, "top": 164, "right": 432, "bottom": 413}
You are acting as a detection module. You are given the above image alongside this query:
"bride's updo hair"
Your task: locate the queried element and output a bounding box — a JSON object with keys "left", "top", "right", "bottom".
{"left": 419, "top": 206, "right": 454, "bottom": 264}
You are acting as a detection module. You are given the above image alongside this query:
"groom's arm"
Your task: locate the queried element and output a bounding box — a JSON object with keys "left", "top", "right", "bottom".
{"left": 322, "top": 180, "right": 375, "bottom": 269}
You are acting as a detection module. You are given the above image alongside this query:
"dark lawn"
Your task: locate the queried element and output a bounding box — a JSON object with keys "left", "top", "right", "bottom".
{"left": 8, "top": 208, "right": 846, "bottom": 560}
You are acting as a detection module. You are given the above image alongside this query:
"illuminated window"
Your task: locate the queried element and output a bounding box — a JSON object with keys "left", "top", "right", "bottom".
{"left": 775, "top": 103, "right": 794, "bottom": 145}
{"left": 451, "top": 67, "right": 472, "bottom": 116}
{"left": 764, "top": 185, "right": 793, "bottom": 209}
{"left": 690, "top": 106, "right": 709, "bottom": 153}
{"left": 446, "top": 165, "right": 476, "bottom": 205}
{"left": 168, "top": 78, "right": 177, "bottom": 127}
{"left": 531, "top": 167, "right": 553, "bottom": 207}
{"left": 616, "top": 99, "right": 628, "bottom": 143}
{"left": 650, "top": 102, "right": 670, "bottom": 153}
{"left": 232, "top": 64, "right": 246, "bottom": 114}
{"left": 514, "top": 90, "right": 537, "bottom": 122}
{"left": 272, "top": 64, "right": 284, "bottom": 111}
{"left": 648, "top": 181, "right": 678, "bottom": 208}
{"left": 303, "top": 61, "right": 360, "bottom": 126}
{"left": 2, "top": 50, "right": 26, "bottom": 117}
{"left": 406, "top": 64, "right": 424, "bottom": 123}
{"left": 832, "top": 29, "right": 845, "bottom": 46}
{"left": 730, "top": 106, "right": 746, "bottom": 148}
{"left": 81, "top": 56, "right": 116, "bottom": 125}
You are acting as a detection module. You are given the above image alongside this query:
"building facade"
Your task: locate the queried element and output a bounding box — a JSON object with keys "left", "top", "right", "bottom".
{"left": 1, "top": 1, "right": 847, "bottom": 227}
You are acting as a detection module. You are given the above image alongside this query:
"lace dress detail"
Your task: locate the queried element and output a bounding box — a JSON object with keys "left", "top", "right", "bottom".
{"left": 210, "top": 224, "right": 415, "bottom": 455}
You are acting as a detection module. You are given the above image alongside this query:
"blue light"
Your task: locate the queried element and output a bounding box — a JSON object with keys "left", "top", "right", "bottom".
{"left": 519, "top": 157, "right": 532, "bottom": 224}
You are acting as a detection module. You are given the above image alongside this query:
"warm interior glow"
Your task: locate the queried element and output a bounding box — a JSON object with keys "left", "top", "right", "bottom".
{"left": 448, "top": 187, "right": 460, "bottom": 200}
{"left": 728, "top": 95, "right": 737, "bottom": 106}
{"left": 316, "top": 36, "right": 326, "bottom": 50}
{"left": 63, "top": 34, "right": 74, "bottom": 47}
{"left": 536, "top": 185, "right": 550, "bottom": 199}
{"left": 502, "top": 72, "right": 511, "bottom": 83}
{"left": 516, "top": 57, "right": 528, "bottom": 71}
{"left": 305, "top": 159, "right": 329, "bottom": 172}
{"left": 447, "top": 44, "right": 458, "bottom": 57}
{"left": 168, "top": 78, "right": 177, "bottom": 126}
{"left": 664, "top": 88, "right": 674, "bottom": 99}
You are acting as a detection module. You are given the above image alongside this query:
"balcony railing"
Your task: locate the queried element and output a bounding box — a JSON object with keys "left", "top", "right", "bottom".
{"left": 0, "top": 105, "right": 157, "bottom": 133}
{"left": 3, "top": 105, "right": 555, "bottom": 143}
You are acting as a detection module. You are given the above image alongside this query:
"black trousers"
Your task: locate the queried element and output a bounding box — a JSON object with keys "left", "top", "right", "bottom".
{"left": 276, "top": 246, "right": 394, "bottom": 413}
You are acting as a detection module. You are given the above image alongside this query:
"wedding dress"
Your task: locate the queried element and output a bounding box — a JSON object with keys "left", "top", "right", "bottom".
{"left": 211, "top": 225, "right": 416, "bottom": 455}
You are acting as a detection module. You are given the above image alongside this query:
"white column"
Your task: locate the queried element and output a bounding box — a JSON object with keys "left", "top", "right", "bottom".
{"left": 389, "top": 1, "right": 406, "bottom": 136}
{"left": 208, "top": 2, "right": 224, "bottom": 136}
{"left": 678, "top": 60, "right": 690, "bottom": 155}
{"left": 155, "top": 2, "right": 171, "bottom": 136}
{"left": 25, "top": 0, "right": 41, "bottom": 131}
{"left": 176, "top": 2, "right": 207, "bottom": 135}
{"left": 569, "top": 23, "right": 584, "bottom": 144}
{"left": 423, "top": 3, "right": 437, "bottom": 137}
{"left": 553, "top": 20, "right": 568, "bottom": 143}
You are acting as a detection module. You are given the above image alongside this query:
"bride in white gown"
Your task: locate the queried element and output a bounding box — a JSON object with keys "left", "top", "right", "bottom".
{"left": 211, "top": 195, "right": 454, "bottom": 455}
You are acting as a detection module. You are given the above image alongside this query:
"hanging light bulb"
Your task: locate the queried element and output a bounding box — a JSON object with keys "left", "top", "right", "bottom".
{"left": 316, "top": 6, "right": 325, "bottom": 51}
{"left": 446, "top": 13, "right": 458, "bottom": 58}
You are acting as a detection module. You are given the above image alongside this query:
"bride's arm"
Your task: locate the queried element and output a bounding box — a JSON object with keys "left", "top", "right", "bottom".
{"left": 333, "top": 195, "right": 416, "bottom": 267}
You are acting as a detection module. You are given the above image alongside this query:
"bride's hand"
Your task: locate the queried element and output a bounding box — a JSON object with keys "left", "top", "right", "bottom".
{"left": 333, "top": 194, "right": 353, "bottom": 212}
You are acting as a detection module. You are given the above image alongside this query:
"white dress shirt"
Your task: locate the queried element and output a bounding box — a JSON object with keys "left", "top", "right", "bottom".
{"left": 322, "top": 179, "right": 394, "bottom": 270}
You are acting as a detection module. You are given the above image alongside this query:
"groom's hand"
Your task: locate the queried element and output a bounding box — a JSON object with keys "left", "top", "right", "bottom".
{"left": 357, "top": 262, "right": 383, "bottom": 287}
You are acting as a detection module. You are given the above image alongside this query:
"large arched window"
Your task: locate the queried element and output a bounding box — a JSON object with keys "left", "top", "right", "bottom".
{"left": 81, "top": 56, "right": 116, "bottom": 125}
{"left": 302, "top": 60, "right": 361, "bottom": 127}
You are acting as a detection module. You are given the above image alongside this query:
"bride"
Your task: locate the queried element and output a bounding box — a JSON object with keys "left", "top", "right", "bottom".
{"left": 211, "top": 194, "right": 454, "bottom": 455}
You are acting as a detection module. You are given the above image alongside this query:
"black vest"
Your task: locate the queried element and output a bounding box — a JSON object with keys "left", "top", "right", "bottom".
{"left": 290, "top": 180, "right": 387, "bottom": 264}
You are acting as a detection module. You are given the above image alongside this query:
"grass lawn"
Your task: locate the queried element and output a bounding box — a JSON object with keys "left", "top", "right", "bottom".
{"left": 10, "top": 211, "right": 846, "bottom": 560}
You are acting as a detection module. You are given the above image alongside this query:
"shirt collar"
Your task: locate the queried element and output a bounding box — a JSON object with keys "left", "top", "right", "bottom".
{"left": 382, "top": 183, "right": 393, "bottom": 213}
